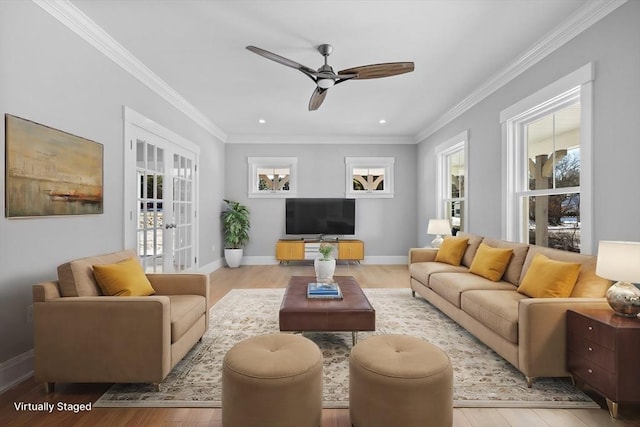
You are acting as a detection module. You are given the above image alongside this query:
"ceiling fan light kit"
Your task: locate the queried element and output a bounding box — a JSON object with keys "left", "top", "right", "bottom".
{"left": 246, "top": 44, "right": 414, "bottom": 111}
{"left": 317, "top": 78, "right": 335, "bottom": 89}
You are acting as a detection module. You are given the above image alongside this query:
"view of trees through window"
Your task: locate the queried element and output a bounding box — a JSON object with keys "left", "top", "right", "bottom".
{"left": 445, "top": 149, "right": 464, "bottom": 234}
{"left": 352, "top": 168, "right": 384, "bottom": 191}
{"left": 524, "top": 103, "right": 581, "bottom": 252}
{"left": 257, "top": 167, "right": 290, "bottom": 191}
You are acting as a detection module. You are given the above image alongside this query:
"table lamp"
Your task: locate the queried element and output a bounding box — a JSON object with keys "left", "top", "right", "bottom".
{"left": 595, "top": 240, "right": 640, "bottom": 317}
{"left": 427, "top": 219, "right": 452, "bottom": 249}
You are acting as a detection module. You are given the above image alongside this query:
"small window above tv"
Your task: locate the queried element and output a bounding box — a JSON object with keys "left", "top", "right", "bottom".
{"left": 248, "top": 157, "right": 297, "bottom": 198}
{"left": 345, "top": 157, "right": 394, "bottom": 198}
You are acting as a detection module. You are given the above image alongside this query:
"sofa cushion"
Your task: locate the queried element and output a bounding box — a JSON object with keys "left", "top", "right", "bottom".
{"left": 517, "top": 253, "right": 580, "bottom": 298}
{"left": 409, "top": 262, "right": 468, "bottom": 286}
{"left": 93, "top": 258, "right": 155, "bottom": 296}
{"left": 169, "top": 295, "right": 207, "bottom": 343}
{"left": 58, "top": 250, "right": 138, "bottom": 297}
{"left": 481, "top": 238, "right": 529, "bottom": 286}
{"left": 456, "top": 232, "right": 484, "bottom": 268}
{"left": 521, "top": 245, "right": 611, "bottom": 298}
{"left": 461, "top": 290, "right": 526, "bottom": 344}
{"left": 429, "top": 272, "right": 515, "bottom": 308}
{"left": 435, "top": 237, "right": 469, "bottom": 266}
{"left": 469, "top": 243, "right": 513, "bottom": 282}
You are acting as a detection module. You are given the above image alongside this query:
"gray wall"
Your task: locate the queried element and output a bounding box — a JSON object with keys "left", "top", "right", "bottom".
{"left": 224, "top": 144, "right": 418, "bottom": 259}
{"left": 417, "top": 0, "right": 640, "bottom": 250}
{"left": 0, "top": 2, "right": 225, "bottom": 363}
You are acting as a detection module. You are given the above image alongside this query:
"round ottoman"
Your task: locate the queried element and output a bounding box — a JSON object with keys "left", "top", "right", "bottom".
{"left": 349, "top": 334, "right": 453, "bottom": 427}
{"left": 222, "top": 333, "right": 323, "bottom": 427}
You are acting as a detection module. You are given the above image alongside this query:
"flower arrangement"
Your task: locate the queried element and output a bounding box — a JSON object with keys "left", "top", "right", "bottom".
{"left": 318, "top": 242, "right": 335, "bottom": 261}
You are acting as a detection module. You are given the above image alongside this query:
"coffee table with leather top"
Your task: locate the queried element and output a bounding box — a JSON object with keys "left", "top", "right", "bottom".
{"left": 279, "top": 276, "right": 376, "bottom": 345}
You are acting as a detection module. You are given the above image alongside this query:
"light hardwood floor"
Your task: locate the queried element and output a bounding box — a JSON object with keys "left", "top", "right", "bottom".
{"left": 1, "top": 264, "right": 639, "bottom": 426}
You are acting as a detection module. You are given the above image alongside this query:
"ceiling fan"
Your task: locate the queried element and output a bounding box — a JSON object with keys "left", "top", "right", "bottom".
{"left": 246, "top": 44, "right": 414, "bottom": 111}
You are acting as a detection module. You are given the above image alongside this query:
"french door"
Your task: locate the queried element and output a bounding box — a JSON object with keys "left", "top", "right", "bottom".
{"left": 124, "top": 108, "right": 199, "bottom": 273}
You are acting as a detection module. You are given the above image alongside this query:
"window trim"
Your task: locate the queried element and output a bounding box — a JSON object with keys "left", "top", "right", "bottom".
{"left": 500, "top": 63, "right": 594, "bottom": 253}
{"left": 247, "top": 157, "right": 297, "bottom": 198}
{"left": 345, "top": 157, "right": 395, "bottom": 198}
{"left": 435, "top": 130, "right": 469, "bottom": 231}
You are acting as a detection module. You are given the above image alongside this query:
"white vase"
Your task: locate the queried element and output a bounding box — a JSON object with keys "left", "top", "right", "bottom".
{"left": 224, "top": 248, "right": 243, "bottom": 268}
{"left": 314, "top": 258, "right": 336, "bottom": 283}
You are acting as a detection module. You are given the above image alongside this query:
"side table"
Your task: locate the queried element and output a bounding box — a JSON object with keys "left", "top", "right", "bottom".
{"left": 566, "top": 308, "right": 640, "bottom": 418}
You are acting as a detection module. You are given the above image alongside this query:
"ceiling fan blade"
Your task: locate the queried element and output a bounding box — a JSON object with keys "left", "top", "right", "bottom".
{"left": 338, "top": 62, "right": 414, "bottom": 79}
{"left": 309, "top": 87, "right": 328, "bottom": 111}
{"left": 246, "top": 45, "right": 317, "bottom": 76}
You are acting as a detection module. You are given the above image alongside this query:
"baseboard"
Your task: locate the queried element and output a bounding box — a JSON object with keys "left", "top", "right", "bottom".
{"left": 240, "top": 255, "right": 408, "bottom": 265}
{"left": 241, "top": 256, "right": 279, "bottom": 265}
{"left": 199, "top": 258, "right": 224, "bottom": 274}
{"left": 364, "top": 256, "right": 408, "bottom": 265}
{"left": 0, "top": 350, "right": 34, "bottom": 394}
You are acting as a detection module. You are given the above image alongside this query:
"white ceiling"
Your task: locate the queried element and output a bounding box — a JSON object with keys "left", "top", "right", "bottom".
{"left": 69, "top": 0, "right": 592, "bottom": 143}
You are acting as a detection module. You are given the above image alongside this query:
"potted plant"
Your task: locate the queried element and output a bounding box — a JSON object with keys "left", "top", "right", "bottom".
{"left": 314, "top": 242, "right": 336, "bottom": 283}
{"left": 221, "top": 199, "right": 250, "bottom": 268}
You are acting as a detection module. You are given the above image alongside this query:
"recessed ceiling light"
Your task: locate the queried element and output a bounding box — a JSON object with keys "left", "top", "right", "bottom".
{"left": 379, "top": 119, "right": 387, "bottom": 124}
{"left": 258, "top": 118, "right": 266, "bottom": 124}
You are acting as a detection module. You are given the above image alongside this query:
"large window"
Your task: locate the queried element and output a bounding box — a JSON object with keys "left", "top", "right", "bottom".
{"left": 436, "top": 131, "right": 468, "bottom": 234}
{"left": 501, "top": 64, "right": 593, "bottom": 253}
{"left": 248, "top": 157, "right": 297, "bottom": 198}
{"left": 345, "top": 157, "right": 394, "bottom": 198}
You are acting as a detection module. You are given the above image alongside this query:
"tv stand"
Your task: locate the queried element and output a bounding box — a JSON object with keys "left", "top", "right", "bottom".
{"left": 275, "top": 239, "right": 364, "bottom": 263}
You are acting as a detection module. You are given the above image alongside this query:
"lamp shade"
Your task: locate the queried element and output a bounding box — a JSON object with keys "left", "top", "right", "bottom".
{"left": 596, "top": 241, "right": 640, "bottom": 283}
{"left": 427, "top": 219, "right": 452, "bottom": 236}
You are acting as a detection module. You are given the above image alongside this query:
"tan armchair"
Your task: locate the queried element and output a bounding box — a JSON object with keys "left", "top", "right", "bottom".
{"left": 32, "top": 250, "right": 209, "bottom": 392}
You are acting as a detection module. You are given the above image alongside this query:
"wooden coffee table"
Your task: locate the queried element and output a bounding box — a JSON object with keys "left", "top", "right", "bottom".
{"left": 279, "top": 276, "right": 375, "bottom": 345}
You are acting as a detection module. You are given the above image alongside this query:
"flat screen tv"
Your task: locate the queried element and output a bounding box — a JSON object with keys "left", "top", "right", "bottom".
{"left": 285, "top": 198, "right": 355, "bottom": 236}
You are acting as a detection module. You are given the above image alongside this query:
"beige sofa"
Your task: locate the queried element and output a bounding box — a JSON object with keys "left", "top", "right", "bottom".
{"left": 409, "top": 232, "right": 611, "bottom": 386}
{"left": 32, "top": 250, "right": 209, "bottom": 392}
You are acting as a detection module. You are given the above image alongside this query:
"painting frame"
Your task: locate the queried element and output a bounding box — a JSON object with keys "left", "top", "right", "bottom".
{"left": 4, "top": 114, "right": 104, "bottom": 218}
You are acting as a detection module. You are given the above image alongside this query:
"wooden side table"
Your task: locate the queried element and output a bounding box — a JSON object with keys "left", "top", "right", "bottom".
{"left": 566, "top": 309, "right": 640, "bottom": 418}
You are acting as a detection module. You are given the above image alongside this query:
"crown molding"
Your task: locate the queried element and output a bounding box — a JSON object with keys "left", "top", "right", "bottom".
{"left": 226, "top": 135, "right": 416, "bottom": 145}
{"left": 33, "top": 0, "right": 227, "bottom": 142}
{"left": 415, "top": 0, "right": 628, "bottom": 143}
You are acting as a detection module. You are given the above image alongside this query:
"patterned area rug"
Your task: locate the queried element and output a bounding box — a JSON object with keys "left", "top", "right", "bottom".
{"left": 95, "top": 288, "right": 597, "bottom": 408}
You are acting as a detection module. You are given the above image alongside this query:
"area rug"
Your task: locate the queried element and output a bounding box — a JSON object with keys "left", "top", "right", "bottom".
{"left": 95, "top": 288, "right": 597, "bottom": 409}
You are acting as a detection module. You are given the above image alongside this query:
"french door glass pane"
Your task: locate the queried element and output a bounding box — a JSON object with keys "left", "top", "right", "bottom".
{"left": 137, "top": 140, "right": 165, "bottom": 272}
{"left": 172, "top": 153, "right": 194, "bottom": 271}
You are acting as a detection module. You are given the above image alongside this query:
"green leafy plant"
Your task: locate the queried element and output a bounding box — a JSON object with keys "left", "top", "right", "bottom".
{"left": 318, "top": 242, "right": 335, "bottom": 261}
{"left": 222, "top": 199, "right": 250, "bottom": 249}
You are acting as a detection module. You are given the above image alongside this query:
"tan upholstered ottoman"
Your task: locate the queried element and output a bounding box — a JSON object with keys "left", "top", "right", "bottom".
{"left": 349, "top": 334, "right": 453, "bottom": 427}
{"left": 222, "top": 333, "right": 323, "bottom": 427}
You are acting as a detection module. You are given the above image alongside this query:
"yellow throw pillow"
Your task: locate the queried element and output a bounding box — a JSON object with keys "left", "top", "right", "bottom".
{"left": 434, "top": 237, "right": 469, "bottom": 266}
{"left": 469, "top": 243, "right": 513, "bottom": 281}
{"left": 517, "top": 253, "right": 581, "bottom": 298}
{"left": 93, "top": 257, "right": 155, "bottom": 296}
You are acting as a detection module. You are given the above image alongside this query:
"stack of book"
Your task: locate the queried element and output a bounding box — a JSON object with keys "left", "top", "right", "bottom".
{"left": 307, "top": 282, "right": 343, "bottom": 299}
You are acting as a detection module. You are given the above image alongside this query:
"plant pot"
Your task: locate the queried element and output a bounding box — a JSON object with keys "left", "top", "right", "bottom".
{"left": 314, "top": 258, "right": 336, "bottom": 283}
{"left": 224, "top": 248, "right": 243, "bottom": 268}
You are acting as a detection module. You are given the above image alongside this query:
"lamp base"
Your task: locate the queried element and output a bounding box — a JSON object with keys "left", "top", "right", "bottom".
{"left": 606, "top": 281, "right": 640, "bottom": 317}
{"left": 431, "top": 235, "right": 444, "bottom": 249}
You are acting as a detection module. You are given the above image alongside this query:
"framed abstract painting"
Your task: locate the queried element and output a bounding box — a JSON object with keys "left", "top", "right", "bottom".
{"left": 4, "top": 114, "right": 103, "bottom": 217}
